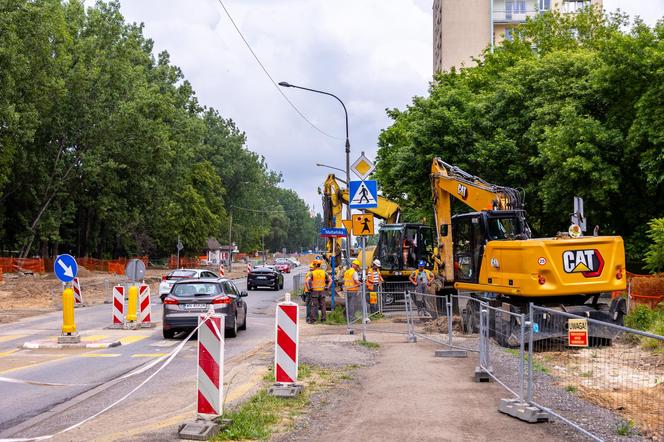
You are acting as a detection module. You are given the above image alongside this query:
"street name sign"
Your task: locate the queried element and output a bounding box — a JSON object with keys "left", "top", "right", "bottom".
{"left": 54, "top": 254, "right": 78, "bottom": 283}
{"left": 320, "top": 227, "right": 348, "bottom": 238}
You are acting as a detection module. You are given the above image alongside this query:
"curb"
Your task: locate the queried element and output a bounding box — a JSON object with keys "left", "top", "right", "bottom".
{"left": 22, "top": 340, "right": 122, "bottom": 350}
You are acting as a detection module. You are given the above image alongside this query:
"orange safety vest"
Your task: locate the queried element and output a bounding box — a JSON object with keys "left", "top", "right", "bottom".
{"left": 366, "top": 270, "right": 383, "bottom": 291}
{"left": 303, "top": 271, "right": 313, "bottom": 293}
{"left": 344, "top": 268, "right": 360, "bottom": 291}
{"left": 311, "top": 269, "right": 327, "bottom": 291}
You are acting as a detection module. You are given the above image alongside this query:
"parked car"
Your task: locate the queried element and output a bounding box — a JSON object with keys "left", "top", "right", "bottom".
{"left": 159, "top": 269, "right": 219, "bottom": 301}
{"left": 247, "top": 265, "right": 284, "bottom": 290}
{"left": 285, "top": 257, "right": 301, "bottom": 267}
{"left": 162, "top": 278, "right": 247, "bottom": 339}
{"left": 274, "top": 262, "right": 290, "bottom": 273}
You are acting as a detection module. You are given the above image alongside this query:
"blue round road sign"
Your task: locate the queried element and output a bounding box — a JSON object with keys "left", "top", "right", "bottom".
{"left": 54, "top": 254, "right": 78, "bottom": 283}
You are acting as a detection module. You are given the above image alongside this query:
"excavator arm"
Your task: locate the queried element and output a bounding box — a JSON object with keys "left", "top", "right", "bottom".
{"left": 430, "top": 158, "right": 525, "bottom": 282}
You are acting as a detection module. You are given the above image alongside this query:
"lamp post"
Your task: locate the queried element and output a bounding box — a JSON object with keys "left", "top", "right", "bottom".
{"left": 279, "top": 81, "right": 352, "bottom": 263}
{"left": 315, "top": 163, "right": 347, "bottom": 178}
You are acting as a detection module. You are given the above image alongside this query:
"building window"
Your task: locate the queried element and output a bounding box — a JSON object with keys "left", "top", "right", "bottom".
{"left": 562, "top": 1, "right": 590, "bottom": 13}
{"left": 539, "top": 0, "right": 551, "bottom": 11}
{"left": 505, "top": 28, "right": 513, "bottom": 41}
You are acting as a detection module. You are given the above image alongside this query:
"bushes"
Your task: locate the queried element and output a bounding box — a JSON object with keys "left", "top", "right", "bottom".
{"left": 624, "top": 305, "right": 664, "bottom": 352}
{"left": 644, "top": 218, "right": 664, "bottom": 273}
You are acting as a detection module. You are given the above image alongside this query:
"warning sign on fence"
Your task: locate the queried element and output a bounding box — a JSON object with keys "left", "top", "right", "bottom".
{"left": 568, "top": 318, "right": 588, "bottom": 347}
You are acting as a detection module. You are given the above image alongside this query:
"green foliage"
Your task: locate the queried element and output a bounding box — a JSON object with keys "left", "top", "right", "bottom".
{"left": 565, "top": 385, "right": 577, "bottom": 393}
{"left": 616, "top": 420, "right": 635, "bottom": 436}
{"left": 375, "top": 9, "right": 664, "bottom": 259}
{"left": 644, "top": 218, "right": 664, "bottom": 273}
{"left": 625, "top": 305, "right": 657, "bottom": 331}
{"left": 324, "top": 306, "right": 347, "bottom": 325}
{"left": 355, "top": 340, "right": 380, "bottom": 349}
{"left": 0, "top": 0, "right": 315, "bottom": 257}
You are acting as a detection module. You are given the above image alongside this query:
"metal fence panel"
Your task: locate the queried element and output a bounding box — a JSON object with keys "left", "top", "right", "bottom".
{"left": 529, "top": 305, "right": 664, "bottom": 441}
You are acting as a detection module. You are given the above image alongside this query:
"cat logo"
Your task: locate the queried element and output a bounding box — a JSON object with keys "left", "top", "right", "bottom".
{"left": 562, "top": 249, "right": 604, "bottom": 278}
{"left": 457, "top": 184, "right": 468, "bottom": 199}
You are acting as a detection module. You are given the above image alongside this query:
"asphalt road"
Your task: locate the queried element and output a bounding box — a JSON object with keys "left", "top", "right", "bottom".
{"left": 0, "top": 268, "right": 305, "bottom": 440}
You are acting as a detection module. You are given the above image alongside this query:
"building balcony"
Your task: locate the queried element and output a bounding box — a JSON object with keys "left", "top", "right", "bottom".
{"left": 492, "top": 9, "right": 541, "bottom": 23}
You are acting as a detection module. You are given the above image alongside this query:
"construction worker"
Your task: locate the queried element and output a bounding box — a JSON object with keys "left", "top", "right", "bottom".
{"left": 409, "top": 260, "right": 434, "bottom": 313}
{"left": 308, "top": 260, "right": 331, "bottom": 323}
{"left": 302, "top": 263, "right": 315, "bottom": 319}
{"left": 343, "top": 259, "right": 362, "bottom": 321}
{"left": 366, "top": 259, "right": 384, "bottom": 314}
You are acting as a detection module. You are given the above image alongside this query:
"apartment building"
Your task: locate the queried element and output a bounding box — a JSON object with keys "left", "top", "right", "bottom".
{"left": 433, "top": 0, "right": 603, "bottom": 73}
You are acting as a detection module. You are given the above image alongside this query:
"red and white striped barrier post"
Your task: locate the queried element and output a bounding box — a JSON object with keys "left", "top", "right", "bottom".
{"left": 112, "top": 285, "right": 124, "bottom": 326}
{"left": 138, "top": 283, "right": 152, "bottom": 325}
{"left": 246, "top": 263, "right": 252, "bottom": 273}
{"left": 72, "top": 277, "right": 83, "bottom": 306}
{"left": 269, "top": 293, "right": 303, "bottom": 397}
{"left": 218, "top": 264, "right": 225, "bottom": 277}
{"left": 197, "top": 311, "right": 224, "bottom": 418}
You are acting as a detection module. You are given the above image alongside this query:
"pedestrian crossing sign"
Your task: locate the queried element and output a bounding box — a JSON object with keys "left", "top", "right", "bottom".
{"left": 349, "top": 180, "right": 378, "bottom": 209}
{"left": 352, "top": 214, "right": 374, "bottom": 236}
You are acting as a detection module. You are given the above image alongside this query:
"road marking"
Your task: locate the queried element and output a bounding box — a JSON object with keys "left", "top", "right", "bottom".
{"left": 131, "top": 353, "right": 167, "bottom": 358}
{"left": 150, "top": 340, "right": 179, "bottom": 347}
{"left": 81, "top": 335, "right": 107, "bottom": 342}
{"left": 118, "top": 335, "right": 149, "bottom": 345}
{"left": 0, "top": 349, "right": 19, "bottom": 357}
{"left": 79, "top": 353, "right": 121, "bottom": 358}
{"left": 0, "top": 335, "right": 27, "bottom": 343}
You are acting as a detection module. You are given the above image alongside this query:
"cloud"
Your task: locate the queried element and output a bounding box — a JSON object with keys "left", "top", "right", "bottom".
{"left": 112, "top": 0, "right": 432, "bottom": 211}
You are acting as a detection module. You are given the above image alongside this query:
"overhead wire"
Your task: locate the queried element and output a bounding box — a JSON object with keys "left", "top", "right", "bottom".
{"left": 214, "top": 0, "right": 343, "bottom": 141}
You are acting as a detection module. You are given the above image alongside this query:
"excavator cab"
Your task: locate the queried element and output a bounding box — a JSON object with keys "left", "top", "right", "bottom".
{"left": 452, "top": 211, "right": 530, "bottom": 283}
{"left": 374, "top": 223, "right": 435, "bottom": 279}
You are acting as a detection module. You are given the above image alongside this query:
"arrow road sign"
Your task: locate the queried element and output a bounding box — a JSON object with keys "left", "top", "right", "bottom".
{"left": 54, "top": 254, "right": 78, "bottom": 283}
{"left": 125, "top": 258, "right": 146, "bottom": 282}
{"left": 349, "top": 180, "right": 378, "bottom": 209}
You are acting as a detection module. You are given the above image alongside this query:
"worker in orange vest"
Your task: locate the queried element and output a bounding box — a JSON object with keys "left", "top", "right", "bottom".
{"left": 302, "top": 263, "right": 315, "bottom": 319}
{"left": 308, "top": 260, "right": 331, "bottom": 323}
{"left": 366, "top": 259, "right": 384, "bottom": 314}
{"left": 343, "top": 259, "right": 362, "bottom": 320}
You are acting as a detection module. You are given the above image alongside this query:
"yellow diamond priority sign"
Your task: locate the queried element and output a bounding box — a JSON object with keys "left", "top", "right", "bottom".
{"left": 351, "top": 153, "right": 375, "bottom": 180}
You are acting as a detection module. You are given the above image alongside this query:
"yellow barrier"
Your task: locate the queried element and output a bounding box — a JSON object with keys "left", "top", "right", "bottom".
{"left": 61, "top": 288, "right": 76, "bottom": 334}
{"left": 126, "top": 285, "right": 138, "bottom": 322}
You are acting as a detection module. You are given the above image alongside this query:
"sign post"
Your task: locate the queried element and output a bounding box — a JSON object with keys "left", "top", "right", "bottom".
{"left": 54, "top": 254, "right": 80, "bottom": 344}
{"left": 351, "top": 215, "right": 374, "bottom": 342}
{"left": 176, "top": 236, "right": 184, "bottom": 269}
{"left": 320, "top": 227, "right": 348, "bottom": 310}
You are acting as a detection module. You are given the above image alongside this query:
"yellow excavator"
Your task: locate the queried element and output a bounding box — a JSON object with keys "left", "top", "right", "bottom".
{"left": 320, "top": 174, "right": 434, "bottom": 281}
{"left": 429, "top": 158, "right": 627, "bottom": 344}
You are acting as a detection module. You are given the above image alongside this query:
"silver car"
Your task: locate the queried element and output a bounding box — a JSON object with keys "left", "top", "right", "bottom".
{"left": 162, "top": 278, "right": 247, "bottom": 339}
{"left": 159, "top": 269, "right": 219, "bottom": 301}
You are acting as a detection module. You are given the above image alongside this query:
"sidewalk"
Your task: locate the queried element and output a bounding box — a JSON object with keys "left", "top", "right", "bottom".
{"left": 279, "top": 327, "right": 575, "bottom": 442}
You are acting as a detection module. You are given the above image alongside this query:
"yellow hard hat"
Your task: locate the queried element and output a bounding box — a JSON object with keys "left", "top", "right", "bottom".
{"left": 352, "top": 259, "right": 361, "bottom": 266}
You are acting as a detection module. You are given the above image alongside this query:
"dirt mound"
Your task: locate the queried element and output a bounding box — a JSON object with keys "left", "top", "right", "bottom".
{"left": 77, "top": 265, "right": 93, "bottom": 277}
{"left": 422, "top": 315, "right": 463, "bottom": 334}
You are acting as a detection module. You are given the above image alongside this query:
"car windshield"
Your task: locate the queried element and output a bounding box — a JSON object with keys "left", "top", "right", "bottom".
{"left": 169, "top": 270, "right": 197, "bottom": 279}
{"left": 172, "top": 282, "right": 221, "bottom": 297}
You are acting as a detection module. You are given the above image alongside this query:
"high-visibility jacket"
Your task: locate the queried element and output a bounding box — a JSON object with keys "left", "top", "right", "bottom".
{"left": 409, "top": 269, "right": 433, "bottom": 286}
{"left": 344, "top": 268, "right": 360, "bottom": 291}
{"left": 310, "top": 269, "right": 328, "bottom": 291}
{"left": 366, "top": 270, "right": 383, "bottom": 291}
{"left": 303, "top": 271, "right": 313, "bottom": 293}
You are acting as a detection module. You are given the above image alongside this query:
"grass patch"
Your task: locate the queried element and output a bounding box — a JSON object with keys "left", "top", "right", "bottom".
{"left": 624, "top": 305, "right": 664, "bottom": 352}
{"left": 580, "top": 370, "right": 593, "bottom": 377}
{"left": 355, "top": 340, "right": 380, "bottom": 349}
{"left": 616, "top": 420, "right": 635, "bottom": 436}
{"left": 324, "top": 306, "right": 347, "bottom": 325}
{"left": 502, "top": 348, "right": 549, "bottom": 373}
{"left": 215, "top": 364, "right": 352, "bottom": 441}
{"left": 565, "top": 385, "right": 577, "bottom": 393}
{"left": 369, "top": 312, "right": 385, "bottom": 320}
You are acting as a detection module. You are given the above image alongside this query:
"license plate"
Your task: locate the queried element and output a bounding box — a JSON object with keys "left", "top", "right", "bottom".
{"left": 257, "top": 276, "right": 267, "bottom": 279}
{"left": 184, "top": 304, "right": 206, "bottom": 310}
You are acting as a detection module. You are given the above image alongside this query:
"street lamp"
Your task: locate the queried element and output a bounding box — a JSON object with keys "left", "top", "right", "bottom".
{"left": 279, "top": 81, "right": 352, "bottom": 262}
{"left": 315, "top": 163, "right": 347, "bottom": 181}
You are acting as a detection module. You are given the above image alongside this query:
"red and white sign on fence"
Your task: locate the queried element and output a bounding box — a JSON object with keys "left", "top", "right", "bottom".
{"left": 138, "top": 283, "right": 152, "bottom": 324}
{"left": 274, "top": 295, "right": 299, "bottom": 383}
{"left": 112, "top": 285, "right": 124, "bottom": 325}
{"left": 72, "top": 277, "right": 83, "bottom": 306}
{"left": 197, "top": 312, "right": 224, "bottom": 418}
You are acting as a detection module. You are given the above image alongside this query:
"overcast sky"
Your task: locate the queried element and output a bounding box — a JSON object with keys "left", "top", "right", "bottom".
{"left": 108, "top": 0, "right": 663, "bottom": 213}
